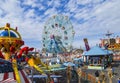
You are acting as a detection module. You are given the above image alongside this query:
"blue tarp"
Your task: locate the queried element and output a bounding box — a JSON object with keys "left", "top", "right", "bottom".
{"left": 83, "top": 46, "right": 113, "bottom": 56}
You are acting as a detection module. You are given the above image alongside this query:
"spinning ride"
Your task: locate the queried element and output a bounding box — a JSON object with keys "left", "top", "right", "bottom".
{"left": 0, "top": 23, "right": 24, "bottom": 60}
{"left": 0, "top": 23, "right": 51, "bottom": 83}
{"left": 0, "top": 23, "right": 25, "bottom": 83}
{"left": 42, "top": 15, "right": 75, "bottom": 53}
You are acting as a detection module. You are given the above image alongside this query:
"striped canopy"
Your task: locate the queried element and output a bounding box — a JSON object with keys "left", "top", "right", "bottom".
{"left": 0, "top": 70, "right": 31, "bottom": 83}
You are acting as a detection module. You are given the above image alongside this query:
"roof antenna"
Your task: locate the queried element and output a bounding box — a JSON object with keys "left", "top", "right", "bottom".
{"left": 105, "top": 30, "right": 113, "bottom": 38}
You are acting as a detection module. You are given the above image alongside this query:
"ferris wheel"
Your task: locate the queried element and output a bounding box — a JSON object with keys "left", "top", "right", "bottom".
{"left": 42, "top": 15, "right": 75, "bottom": 53}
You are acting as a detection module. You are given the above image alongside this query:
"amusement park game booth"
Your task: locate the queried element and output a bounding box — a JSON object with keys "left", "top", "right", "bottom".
{"left": 83, "top": 46, "right": 113, "bottom": 70}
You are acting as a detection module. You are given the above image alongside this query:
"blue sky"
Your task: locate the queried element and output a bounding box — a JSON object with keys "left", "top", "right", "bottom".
{"left": 0, "top": 0, "right": 120, "bottom": 50}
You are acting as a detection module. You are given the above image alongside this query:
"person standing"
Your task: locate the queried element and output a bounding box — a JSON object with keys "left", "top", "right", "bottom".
{"left": 95, "top": 70, "right": 99, "bottom": 83}
{"left": 77, "top": 66, "right": 82, "bottom": 83}
{"left": 66, "top": 65, "right": 72, "bottom": 83}
{"left": 53, "top": 77, "right": 58, "bottom": 83}
{"left": 118, "top": 78, "right": 120, "bottom": 83}
{"left": 107, "top": 66, "right": 113, "bottom": 83}
{"left": 100, "top": 71, "right": 106, "bottom": 83}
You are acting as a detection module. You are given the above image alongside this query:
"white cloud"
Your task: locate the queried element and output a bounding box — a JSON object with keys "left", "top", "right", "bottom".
{"left": 0, "top": 0, "right": 120, "bottom": 50}
{"left": 90, "top": 0, "right": 120, "bottom": 32}
{"left": 24, "top": 9, "right": 35, "bottom": 18}
{"left": 22, "top": 0, "right": 36, "bottom": 7}
{"left": 65, "top": 0, "right": 78, "bottom": 13}
{"left": 64, "top": 0, "right": 120, "bottom": 48}
{"left": 52, "top": 0, "right": 61, "bottom": 8}
{"left": 44, "top": 8, "right": 57, "bottom": 16}
{"left": 0, "top": 0, "right": 43, "bottom": 49}
{"left": 74, "top": 0, "right": 120, "bottom": 34}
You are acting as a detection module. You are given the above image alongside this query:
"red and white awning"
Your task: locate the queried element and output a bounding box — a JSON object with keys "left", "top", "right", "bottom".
{"left": 0, "top": 78, "right": 16, "bottom": 83}
{"left": 0, "top": 70, "right": 32, "bottom": 83}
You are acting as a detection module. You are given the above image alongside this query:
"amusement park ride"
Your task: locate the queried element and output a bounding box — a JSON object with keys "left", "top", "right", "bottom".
{"left": 0, "top": 23, "right": 51, "bottom": 83}
{"left": 100, "top": 31, "right": 120, "bottom": 50}
{"left": 42, "top": 15, "right": 75, "bottom": 54}
{"left": 100, "top": 31, "right": 120, "bottom": 61}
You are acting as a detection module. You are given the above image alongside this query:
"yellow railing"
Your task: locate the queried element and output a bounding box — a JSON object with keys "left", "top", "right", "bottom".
{"left": 0, "top": 37, "right": 23, "bottom": 43}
